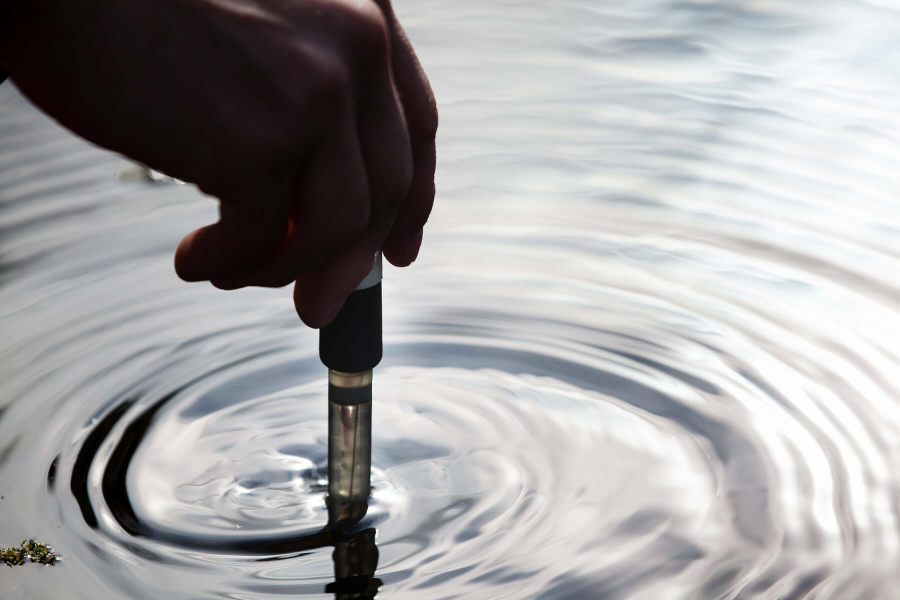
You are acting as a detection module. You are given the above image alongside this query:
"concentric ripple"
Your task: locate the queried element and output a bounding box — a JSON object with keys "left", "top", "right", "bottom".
{"left": 60, "top": 336, "right": 734, "bottom": 599}
{"left": 3, "top": 0, "right": 900, "bottom": 598}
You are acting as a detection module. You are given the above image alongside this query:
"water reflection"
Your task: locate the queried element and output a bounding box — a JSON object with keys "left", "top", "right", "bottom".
{"left": 327, "top": 529, "right": 382, "bottom": 600}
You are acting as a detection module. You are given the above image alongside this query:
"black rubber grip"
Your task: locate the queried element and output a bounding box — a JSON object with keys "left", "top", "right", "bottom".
{"left": 319, "top": 283, "right": 382, "bottom": 373}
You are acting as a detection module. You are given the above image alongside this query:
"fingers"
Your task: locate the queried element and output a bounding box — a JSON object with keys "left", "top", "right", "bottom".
{"left": 210, "top": 120, "right": 370, "bottom": 290}
{"left": 382, "top": 127, "right": 434, "bottom": 267}
{"left": 177, "top": 2, "right": 432, "bottom": 331}
{"left": 293, "top": 235, "right": 383, "bottom": 328}
{"left": 355, "top": 63, "right": 413, "bottom": 232}
{"left": 293, "top": 63, "right": 412, "bottom": 328}
{"left": 173, "top": 178, "right": 293, "bottom": 282}
{"left": 374, "top": 5, "right": 439, "bottom": 267}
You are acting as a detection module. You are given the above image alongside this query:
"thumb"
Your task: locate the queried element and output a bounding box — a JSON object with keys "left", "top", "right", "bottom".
{"left": 174, "top": 185, "right": 292, "bottom": 283}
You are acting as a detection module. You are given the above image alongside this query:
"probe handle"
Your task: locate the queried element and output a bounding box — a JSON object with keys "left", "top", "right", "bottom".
{"left": 319, "top": 254, "right": 383, "bottom": 373}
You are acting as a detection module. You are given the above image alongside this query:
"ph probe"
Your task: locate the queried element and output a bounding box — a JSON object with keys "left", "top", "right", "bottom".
{"left": 319, "top": 254, "right": 382, "bottom": 528}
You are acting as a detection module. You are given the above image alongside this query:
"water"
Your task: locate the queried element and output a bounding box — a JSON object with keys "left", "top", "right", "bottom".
{"left": 2, "top": 0, "right": 900, "bottom": 598}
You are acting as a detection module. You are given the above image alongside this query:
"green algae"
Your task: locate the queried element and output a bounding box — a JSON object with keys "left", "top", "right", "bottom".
{"left": 0, "top": 540, "right": 57, "bottom": 567}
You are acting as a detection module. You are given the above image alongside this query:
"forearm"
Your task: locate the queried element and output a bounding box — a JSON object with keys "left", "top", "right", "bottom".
{"left": 0, "top": 0, "right": 73, "bottom": 68}
{"left": 0, "top": 0, "right": 126, "bottom": 120}
{"left": 0, "top": 0, "right": 238, "bottom": 182}
{"left": 0, "top": 0, "right": 41, "bottom": 81}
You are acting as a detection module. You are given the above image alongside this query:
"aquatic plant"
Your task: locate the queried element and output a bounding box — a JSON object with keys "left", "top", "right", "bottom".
{"left": 0, "top": 540, "right": 57, "bottom": 567}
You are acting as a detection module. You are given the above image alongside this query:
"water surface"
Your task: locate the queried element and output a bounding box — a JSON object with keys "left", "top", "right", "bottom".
{"left": 2, "top": 0, "right": 900, "bottom": 598}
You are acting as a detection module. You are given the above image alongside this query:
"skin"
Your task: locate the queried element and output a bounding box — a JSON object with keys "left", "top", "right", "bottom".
{"left": 0, "top": 0, "right": 437, "bottom": 327}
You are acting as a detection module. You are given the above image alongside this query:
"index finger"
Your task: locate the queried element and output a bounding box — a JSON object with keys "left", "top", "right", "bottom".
{"left": 174, "top": 179, "right": 293, "bottom": 283}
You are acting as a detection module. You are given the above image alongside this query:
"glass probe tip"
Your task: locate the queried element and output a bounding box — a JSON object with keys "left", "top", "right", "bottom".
{"left": 327, "top": 369, "right": 373, "bottom": 528}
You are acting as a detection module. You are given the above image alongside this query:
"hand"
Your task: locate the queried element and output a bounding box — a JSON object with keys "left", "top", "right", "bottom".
{"left": 1, "top": 0, "right": 437, "bottom": 327}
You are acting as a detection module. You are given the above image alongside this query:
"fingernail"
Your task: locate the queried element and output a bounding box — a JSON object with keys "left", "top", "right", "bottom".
{"left": 406, "top": 229, "right": 424, "bottom": 264}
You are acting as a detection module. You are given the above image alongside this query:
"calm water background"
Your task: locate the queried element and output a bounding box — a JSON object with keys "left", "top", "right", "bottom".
{"left": 3, "top": 0, "right": 900, "bottom": 598}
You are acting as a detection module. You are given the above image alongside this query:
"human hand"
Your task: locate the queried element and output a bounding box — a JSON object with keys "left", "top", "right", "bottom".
{"left": 1, "top": 0, "right": 437, "bottom": 327}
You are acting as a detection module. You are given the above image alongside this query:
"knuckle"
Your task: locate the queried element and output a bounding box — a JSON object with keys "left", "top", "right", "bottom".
{"left": 309, "top": 55, "right": 354, "bottom": 109}
{"left": 224, "top": 109, "right": 300, "bottom": 170}
{"left": 342, "top": 3, "right": 390, "bottom": 62}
